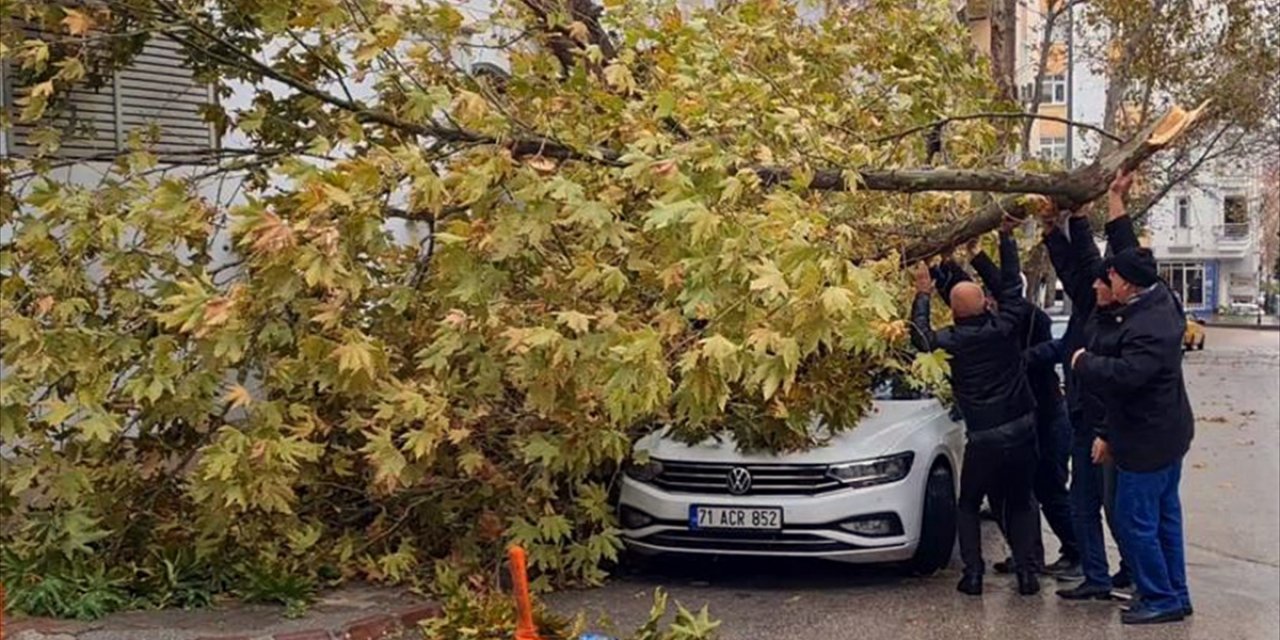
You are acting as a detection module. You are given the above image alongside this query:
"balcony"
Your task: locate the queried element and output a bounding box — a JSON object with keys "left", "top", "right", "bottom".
{"left": 1213, "top": 223, "right": 1253, "bottom": 256}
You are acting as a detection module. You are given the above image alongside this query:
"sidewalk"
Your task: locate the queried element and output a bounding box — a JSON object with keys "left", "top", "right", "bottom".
{"left": 1204, "top": 314, "right": 1280, "bottom": 331}
{"left": 7, "top": 585, "right": 438, "bottom": 640}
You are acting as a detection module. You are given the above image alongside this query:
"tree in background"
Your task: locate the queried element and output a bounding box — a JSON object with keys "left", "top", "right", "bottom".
{"left": 0, "top": 0, "right": 1227, "bottom": 622}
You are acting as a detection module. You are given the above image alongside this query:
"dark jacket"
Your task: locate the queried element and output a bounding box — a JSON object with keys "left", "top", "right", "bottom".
{"left": 971, "top": 234, "right": 1061, "bottom": 419}
{"left": 1042, "top": 215, "right": 1140, "bottom": 434}
{"left": 1074, "top": 284, "right": 1195, "bottom": 472}
{"left": 912, "top": 245, "right": 1036, "bottom": 439}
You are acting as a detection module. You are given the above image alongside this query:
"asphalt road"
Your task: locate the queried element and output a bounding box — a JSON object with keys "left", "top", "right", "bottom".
{"left": 549, "top": 327, "right": 1280, "bottom": 640}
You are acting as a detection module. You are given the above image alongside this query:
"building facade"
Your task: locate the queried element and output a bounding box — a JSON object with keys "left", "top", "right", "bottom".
{"left": 1143, "top": 162, "right": 1267, "bottom": 314}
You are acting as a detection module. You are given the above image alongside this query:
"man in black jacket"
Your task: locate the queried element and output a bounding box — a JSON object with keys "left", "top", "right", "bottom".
{"left": 934, "top": 235, "right": 1079, "bottom": 577}
{"left": 910, "top": 230, "right": 1040, "bottom": 597}
{"left": 1029, "top": 176, "right": 1140, "bottom": 601}
{"left": 971, "top": 234, "right": 1079, "bottom": 577}
{"left": 1071, "top": 246, "right": 1195, "bottom": 625}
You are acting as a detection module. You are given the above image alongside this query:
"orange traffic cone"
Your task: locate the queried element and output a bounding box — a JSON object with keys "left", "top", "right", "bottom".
{"left": 509, "top": 546, "right": 543, "bottom": 640}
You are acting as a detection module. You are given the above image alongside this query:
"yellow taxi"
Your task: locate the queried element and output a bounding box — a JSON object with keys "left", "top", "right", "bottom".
{"left": 1184, "top": 315, "right": 1206, "bottom": 351}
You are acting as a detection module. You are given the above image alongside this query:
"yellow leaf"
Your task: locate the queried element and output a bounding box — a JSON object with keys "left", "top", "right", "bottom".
{"left": 603, "top": 63, "right": 636, "bottom": 93}
{"left": 62, "top": 9, "right": 94, "bottom": 36}
{"left": 820, "top": 287, "right": 855, "bottom": 317}
{"left": 34, "top": 295, "right": 55, "bottom": 317}
{"left": 567, "top": 21, "right": 590, "bottom": 44}
{"left": 30, "top": 80, "right": 54, "bottom": 98}
{"left": 555, "top": 311, "right": 593, "bottom": 335}
{"left": 525, "top": 156, "right": 557, "bottom": 174}
{"left": 333, "top": 341, "right": 375, "bottom": 375}
{"left": 250, "top": 212, "right": 296, "bottom": 254}
{"left": 224, "top": 384, "right": 253, "bottom": 409}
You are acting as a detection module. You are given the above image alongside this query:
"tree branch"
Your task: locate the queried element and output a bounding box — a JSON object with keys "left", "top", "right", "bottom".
{"left": 897, "top": 102, "right": 1210, "bottom": 263}
{"left": 873, "top": 112, "right": 1122, "bottom": 146}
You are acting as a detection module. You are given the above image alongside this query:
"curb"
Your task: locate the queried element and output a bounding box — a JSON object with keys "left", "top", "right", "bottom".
{"left": 193, "top": 603, "right": 440, "bottom": 640}
{"left": 1204, "top": 321, "right": 1280, "bottom": 332}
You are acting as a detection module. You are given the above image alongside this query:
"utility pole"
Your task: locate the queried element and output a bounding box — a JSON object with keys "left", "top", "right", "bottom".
{"left": 1065, "top": 0, "right": 1075, "bottom": 170}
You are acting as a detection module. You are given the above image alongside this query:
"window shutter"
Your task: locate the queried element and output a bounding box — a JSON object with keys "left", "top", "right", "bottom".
{"left": 4, "top": 35, "right": 214, "bottom": 160}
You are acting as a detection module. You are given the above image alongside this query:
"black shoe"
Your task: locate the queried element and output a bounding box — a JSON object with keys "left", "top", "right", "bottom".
{"left": 1044, "top": 556, "right": 1082, "bottom": 579}
{"left": 1121, "top": 607, "right": 1185, "bottom": 625}
{"left": 1111, "top": 569, "right": 1133, "bottom": 590}
{"left": 1056, "top": 583, "right": 1115, "bottom": 601}
{"left": 957, "top": 574, "right": 983, "bottom": 596}
{"left": 1017, "top": 571, "right": 1041, "bottom": 596}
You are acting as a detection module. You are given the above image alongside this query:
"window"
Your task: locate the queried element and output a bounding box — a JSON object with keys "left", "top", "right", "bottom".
{"left": 1158, "top": 262, "right": 1206, "bottom": 307}
{"left": 1038, "top": 137, "right": 1067, "bottom": 162}
{"left": 1038, "top": 74, "right": 1067, "bottom": 104}
{"left": 1224, "top": 196, "right": 1248, "bottom": 224}
{"left": 1176, "top": 197, "right": 1191, "bottom": 228}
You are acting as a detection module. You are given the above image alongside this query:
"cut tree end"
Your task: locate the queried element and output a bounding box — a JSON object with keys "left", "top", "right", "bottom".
{"left": 1146, "top": 100, "right": 1213, "bottom": 146}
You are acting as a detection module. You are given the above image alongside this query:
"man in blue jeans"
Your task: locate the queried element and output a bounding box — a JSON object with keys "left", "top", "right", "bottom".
{"left": 1072, "top": 246, "right": 1195, "bottom": 625}
{"left": 1030, "top": 175, "right": 1138, "bottom": 599}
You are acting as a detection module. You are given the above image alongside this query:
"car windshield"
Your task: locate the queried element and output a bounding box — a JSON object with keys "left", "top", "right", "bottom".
{"left": 871, "top": 370, "right": 931, "bottom": 401}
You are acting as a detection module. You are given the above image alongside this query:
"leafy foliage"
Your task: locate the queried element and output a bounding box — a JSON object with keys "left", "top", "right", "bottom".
{"left": 4, "top": 0, "right": 1259, "bottom": 628}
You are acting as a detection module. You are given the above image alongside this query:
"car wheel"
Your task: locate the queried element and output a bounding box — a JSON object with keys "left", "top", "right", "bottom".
{"left": 907, "top": 462, "right": 956, "bottom": 576}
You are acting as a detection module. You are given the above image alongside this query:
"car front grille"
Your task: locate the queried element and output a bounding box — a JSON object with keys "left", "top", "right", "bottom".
{"left": 646, "top": 530, "right": 855, "bottom": 553}
{"left": 652, "top": 460, "right": 841, "bottom": 496}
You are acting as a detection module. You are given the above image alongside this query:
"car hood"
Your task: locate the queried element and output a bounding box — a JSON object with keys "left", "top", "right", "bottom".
{"left": 636, "top": 399, "right": 946, "bottom": 465}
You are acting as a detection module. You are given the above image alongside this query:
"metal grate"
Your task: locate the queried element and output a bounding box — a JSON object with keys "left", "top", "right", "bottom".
{"left": 647, "top": 530, "right": 854, "bottom": 554}
{"left": 652, "top": 460, "right": 840, "bottom": 496}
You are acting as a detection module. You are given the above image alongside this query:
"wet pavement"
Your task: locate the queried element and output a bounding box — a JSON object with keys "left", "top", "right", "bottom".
{"left": 549, "top": 327, "right": 1280, "bottom": 640}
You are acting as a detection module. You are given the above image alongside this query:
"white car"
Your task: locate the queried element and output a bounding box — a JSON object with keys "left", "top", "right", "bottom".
{"left": 618, "top": 380, "right": 965, "bottom": 574}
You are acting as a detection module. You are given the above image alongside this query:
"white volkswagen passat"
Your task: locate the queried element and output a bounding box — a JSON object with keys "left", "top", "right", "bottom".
{"left": 618, "top": 379, "right": 965, "bottom": 574}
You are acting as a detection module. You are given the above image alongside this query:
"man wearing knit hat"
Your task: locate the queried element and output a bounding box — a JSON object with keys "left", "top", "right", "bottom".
{"left": 1071, "top": 241, "right": 1195, "bottom": 625}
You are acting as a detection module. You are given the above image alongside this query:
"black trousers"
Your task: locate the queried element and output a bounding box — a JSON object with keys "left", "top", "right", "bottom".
{"left": 1023, "top": 403, "right": 1079, "bottom": 566}
{"left": 958, "top": 438, "right": 1040, "bottom": 576}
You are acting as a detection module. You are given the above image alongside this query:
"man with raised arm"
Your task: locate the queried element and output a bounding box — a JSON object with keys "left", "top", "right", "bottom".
{"left": 1027, "top": 173, "right": 1141, "bottom": 603}
{"left": 909, "top": 219, "right": 1041, "bottom": 597}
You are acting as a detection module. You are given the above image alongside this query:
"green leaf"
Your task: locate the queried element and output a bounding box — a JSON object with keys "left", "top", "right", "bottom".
{"left": 78, "top": 413, "right": 120, "bottom": 444}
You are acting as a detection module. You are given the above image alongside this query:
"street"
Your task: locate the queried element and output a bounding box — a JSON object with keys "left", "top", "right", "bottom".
{"left": 549, "top": 327, "right": 1280, "bottom": 640}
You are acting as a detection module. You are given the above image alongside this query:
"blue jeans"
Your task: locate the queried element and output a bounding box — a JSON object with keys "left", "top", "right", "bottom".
{"left": 1115, "top": 459, "right": 1191, "bottom": 614}
{"left": 1069, "top": 432, "right": 1111, "bottom": 588}
{"left": 1033, "top": 402, "right": 1078, "bottom": 562}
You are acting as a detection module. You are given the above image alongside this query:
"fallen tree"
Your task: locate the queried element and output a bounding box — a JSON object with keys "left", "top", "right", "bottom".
{"left": 0, "top": 0, "right": 1218, "bottom": 623}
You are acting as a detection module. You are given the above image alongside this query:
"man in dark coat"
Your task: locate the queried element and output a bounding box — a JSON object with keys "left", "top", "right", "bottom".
{"left": 910, "top": 227, "right": 1041, "bottom": 597}
{"left": 934, "top": 233, "right": 1079, "bottom": 577}
{"left": 1071, "top": 246, "right": 1195, "bottom": 625}
{"left": 1028, "top": 173, "right": 1140, "bottom": 601}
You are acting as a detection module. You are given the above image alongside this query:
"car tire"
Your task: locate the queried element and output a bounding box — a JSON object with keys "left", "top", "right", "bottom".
{"left": 907, "top": 462, "right": 956, "bottom": 576}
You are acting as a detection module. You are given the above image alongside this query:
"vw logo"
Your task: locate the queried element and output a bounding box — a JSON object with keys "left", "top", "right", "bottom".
{"left": 726, "top": 467, "right": 753, "bottom": 495}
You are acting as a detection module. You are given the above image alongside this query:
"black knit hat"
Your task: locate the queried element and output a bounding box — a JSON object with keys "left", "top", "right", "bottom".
{"left": 1095, "top": 257, "right": 1114, "bottom": 286}
{"left": 1110, "top": 247, "right": 1159, "bottom": 287}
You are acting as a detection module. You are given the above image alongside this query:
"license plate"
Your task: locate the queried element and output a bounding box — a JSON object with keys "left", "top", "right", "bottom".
{"left": 689, "top": 505, "right": 783, "bottom": 530}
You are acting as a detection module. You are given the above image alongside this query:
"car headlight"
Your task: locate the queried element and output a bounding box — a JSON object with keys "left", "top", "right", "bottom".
{"left": 825, "top": 452, "right": 914, "bottom": 488}
{"left": 624, "top": 459, "right": 664, "bottom": 483}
